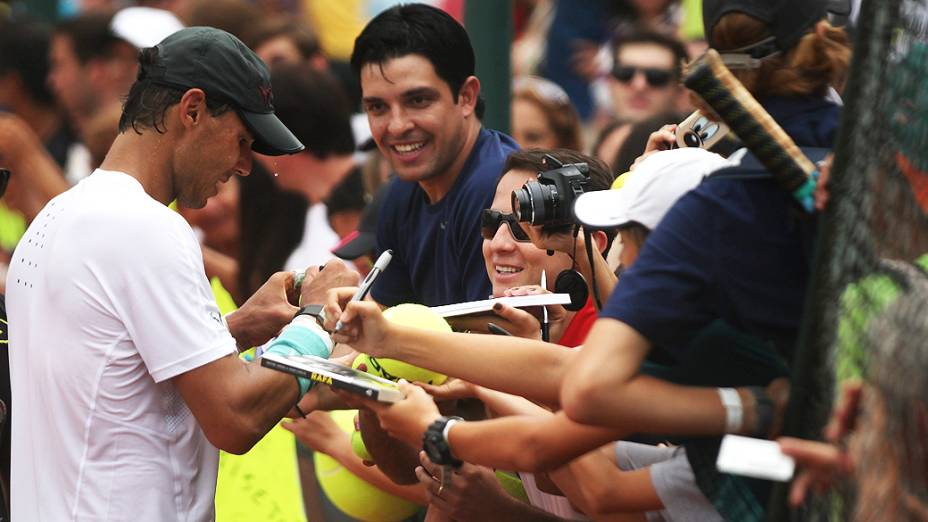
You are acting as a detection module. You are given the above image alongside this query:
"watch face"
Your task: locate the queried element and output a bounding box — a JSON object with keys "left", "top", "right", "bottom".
{"left": 423, "top": 431, "right": 445, "bottom": 464}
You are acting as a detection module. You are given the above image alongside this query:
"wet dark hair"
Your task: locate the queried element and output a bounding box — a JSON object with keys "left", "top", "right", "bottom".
{"left": 118, "top": 48, "right": 231, "bottom": 135}
{"left": 350, "top": 3, "right": 485, "bottom": 119}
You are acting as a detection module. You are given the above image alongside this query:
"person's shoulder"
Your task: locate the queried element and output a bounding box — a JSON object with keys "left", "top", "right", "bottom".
{"left": 480, "top": 128, "right": 520, "bottom": 154}
{"left": 472, "top": 128, "right": 519, "bottom": 168}
{"left": 692, "top": 150, "right": 779, "bottom": 203}
{"left": 458, "top": 129, "right": 518, "bottom": 191}
{"left": 77, "top": 171, "right": 195, "bottom": 249}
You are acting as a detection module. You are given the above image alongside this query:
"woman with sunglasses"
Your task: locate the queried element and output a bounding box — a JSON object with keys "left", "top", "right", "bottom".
{"left": 480, "top": 149, "right": 614, "bottom": 345}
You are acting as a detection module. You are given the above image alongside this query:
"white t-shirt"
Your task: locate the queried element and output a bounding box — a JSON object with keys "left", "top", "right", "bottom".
{"left": 7, "top": 169, "right": 237, "bottom": 521}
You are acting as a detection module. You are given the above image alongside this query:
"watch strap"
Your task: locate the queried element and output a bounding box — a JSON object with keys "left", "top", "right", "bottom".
{"left": 294, "top": 304, "right": 327, "bottom": 328}
{"left": 424, "top": 416, "right": 463, "bottom": 468}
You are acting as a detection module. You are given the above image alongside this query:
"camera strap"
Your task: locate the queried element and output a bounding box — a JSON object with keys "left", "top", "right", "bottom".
{"left": 583, "top": 228, "right": 603, "bottom": 310}
{"left": 553, "top": 225, "right": 589, "bottom": 312}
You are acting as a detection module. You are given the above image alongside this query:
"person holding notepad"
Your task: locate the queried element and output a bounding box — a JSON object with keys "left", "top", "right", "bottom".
{"left": 478, "top": 149, "right": 615, "bottom": 347}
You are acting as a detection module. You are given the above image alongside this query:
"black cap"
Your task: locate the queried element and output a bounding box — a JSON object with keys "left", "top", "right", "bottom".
{"left": 138, "top": 26, "right": 304, "bottom": 156}
{"left": 332, "top": 184, "right": 388, "bottom": 261}
{"left": 702, "top": 0, "right": 827, "bottom": 53}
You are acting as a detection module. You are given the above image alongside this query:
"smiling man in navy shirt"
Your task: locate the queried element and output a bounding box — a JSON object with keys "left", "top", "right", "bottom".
{"left": 351, "top": 3, "right": 519, "bottom": 307}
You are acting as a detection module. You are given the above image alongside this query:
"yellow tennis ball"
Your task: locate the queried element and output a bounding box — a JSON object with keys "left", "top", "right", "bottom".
{"left": 352, "top": 304, "right": 450, "bottom": 385}
{"left": 314, "top": 410, "right": 419, "bottom": 522}
{"left": 351, "top": 429, "right": 372, "bottom": 462}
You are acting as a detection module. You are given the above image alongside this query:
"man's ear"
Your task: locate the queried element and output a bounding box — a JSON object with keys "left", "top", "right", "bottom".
{"left": 177, "top": 88, "right": 207, "bottom": 129}
{"left": 458, "top": 75, "right": 480, "bottom": 117}
{"left": 592, "top": 230, "right": 609, "bottom": 254}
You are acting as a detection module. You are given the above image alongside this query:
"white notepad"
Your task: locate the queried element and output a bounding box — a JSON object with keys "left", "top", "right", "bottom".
{"left": 430, "top": 293, "right": 572, "bottom": 318}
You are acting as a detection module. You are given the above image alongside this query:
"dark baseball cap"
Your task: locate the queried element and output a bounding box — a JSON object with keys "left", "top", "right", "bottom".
{"left": 138, "top": 26, "right": 304, "bottom": 156}
{"left": 703, "top": 0, "right": 827, "bottom": 54}
{"left": 332, "top": 184, "right": 388, "bottom": 261}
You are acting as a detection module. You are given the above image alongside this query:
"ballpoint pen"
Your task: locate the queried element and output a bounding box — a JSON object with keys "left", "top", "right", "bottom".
{"left": 487, "top": 323, "right": 513, "bottom": 336}
{"left": 334, "top": 250, "right": 393, "bottom": 332}
{"left": 540, "top": 270, "right": 550, "bottom": 342}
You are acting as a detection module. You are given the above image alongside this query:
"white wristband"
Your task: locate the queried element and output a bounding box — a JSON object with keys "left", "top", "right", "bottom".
{"left": 718, "top": 388, "right": 743, "bottom": 433}
{"left": 442, "top": 418, "right": 462, "bottom": 444}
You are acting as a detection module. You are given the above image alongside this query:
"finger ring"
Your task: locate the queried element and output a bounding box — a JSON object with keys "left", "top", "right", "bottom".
{"left": 436, "top": 484, "right": 444, "bottom": 497}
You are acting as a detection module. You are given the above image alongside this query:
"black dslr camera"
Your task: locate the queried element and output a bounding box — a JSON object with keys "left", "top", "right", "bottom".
{"left": 511, "top": 155, "right": 589, "bottom": 227}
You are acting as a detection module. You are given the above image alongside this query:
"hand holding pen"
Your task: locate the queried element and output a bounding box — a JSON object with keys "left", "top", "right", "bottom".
{"left": 334, "top": 250, "right": 393, "bottom": 332}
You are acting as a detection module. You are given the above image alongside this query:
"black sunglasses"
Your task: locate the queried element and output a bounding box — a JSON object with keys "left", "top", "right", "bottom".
{"left": 611, "top": 65, "right": 675, "bottom": 88}
{"left": 0, "top": 169, "right": 9, "bottom": 199}
{"left": 481, "top": 209, "right": 531, "bottom": 242}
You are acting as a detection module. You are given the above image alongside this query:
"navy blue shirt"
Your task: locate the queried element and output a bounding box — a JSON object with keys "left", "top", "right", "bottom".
{"left": 601, "top": 97, "right": 841, "bottom": 358}
{"left": 372, "top": 128, "right": 519, "bottom": 307}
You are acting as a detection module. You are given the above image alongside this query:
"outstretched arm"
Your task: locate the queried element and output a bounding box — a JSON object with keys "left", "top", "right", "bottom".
{"left": 561, "top": 318, "right": 735, "bottom": 434}
{"left": 356, "top": 382, "right": 621, "bottom": 472}
{"left": 332, "top": 300, "right": 572, "bottom": 405}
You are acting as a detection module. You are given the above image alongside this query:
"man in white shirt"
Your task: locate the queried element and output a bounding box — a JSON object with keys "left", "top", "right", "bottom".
{"left": 6, "top": 27, "right": 355, "bottom": 521}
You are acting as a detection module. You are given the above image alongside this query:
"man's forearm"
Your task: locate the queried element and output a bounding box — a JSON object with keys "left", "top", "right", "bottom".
{"left": 475, "top": 387, "right": 551, "bottom": 417}
{"left": 447, "top": 413, "right": 621, "bottom": 472}
{"left": 226, "top": 360, "right": 303, "bottom": 448}
{"left": 175, "top": 354, "right": 302, "bottom": 454}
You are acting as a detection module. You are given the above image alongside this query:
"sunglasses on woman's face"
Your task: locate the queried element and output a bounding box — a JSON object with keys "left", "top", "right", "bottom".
{"left": 481, "top": 209, "right": 531, "bottom": 242}
{"left": 611, "top": 64, "right": 675, "bottom": 88}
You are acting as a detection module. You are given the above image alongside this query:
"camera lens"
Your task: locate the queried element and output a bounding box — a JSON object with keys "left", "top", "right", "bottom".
{"left": 512, "top": 181, "right": 556, "bottom": 225}
{"left": 682, "top": 131, "right": 702, "bottom": 148}
{"left": 511, "top": 189, "right": 530, "bottom": 222}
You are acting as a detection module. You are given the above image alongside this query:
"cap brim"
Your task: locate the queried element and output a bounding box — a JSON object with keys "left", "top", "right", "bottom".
{"left": 240, "top": 110, "right": 304, "bottom": 155}
{"left": 573, "top": 190, "right": 633, "bottom": 228}
{"left": 332, "top": 231, "right": 376, "bottom": 261}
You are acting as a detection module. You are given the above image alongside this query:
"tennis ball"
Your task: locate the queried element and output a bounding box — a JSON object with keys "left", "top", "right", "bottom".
{"left": 351, "top": 304, "right": 450, "bottom": 385}
{"left": 314, "top": 410, "right": 419, "bottom": 522}
{"left": 351, "top": 429, "right": 372, "bottom": 462}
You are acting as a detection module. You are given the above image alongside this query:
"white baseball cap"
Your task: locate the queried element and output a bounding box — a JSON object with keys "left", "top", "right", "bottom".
{"left": 110, "top": 7, "right": 184, "bottom": 49}
{"left": 574, "top": 148, "right": 731, "bottom": 230}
